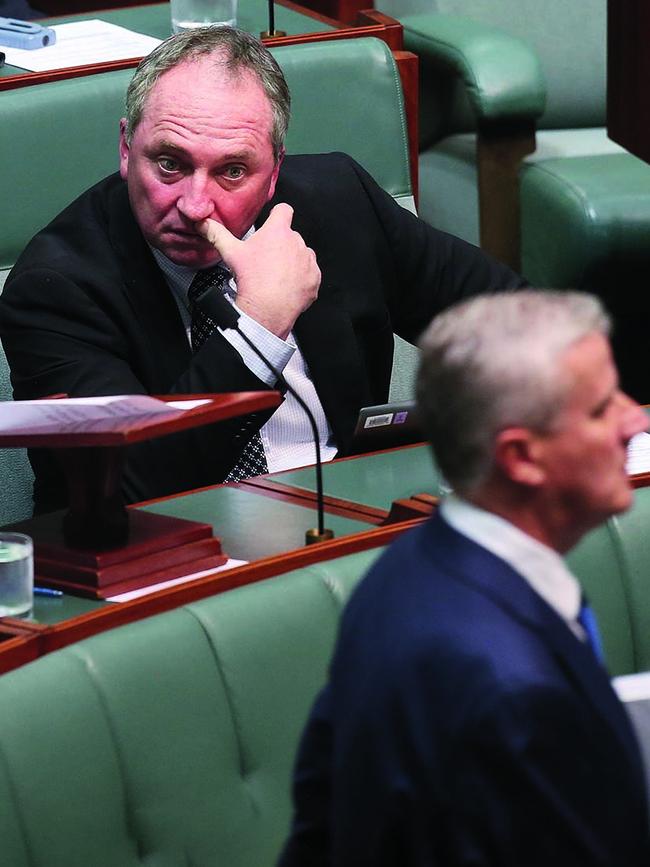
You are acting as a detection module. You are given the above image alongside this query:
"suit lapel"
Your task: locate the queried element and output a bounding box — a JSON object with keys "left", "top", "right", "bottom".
{"left": 293, "top": 291, "right": 371, "bottom": 452}
{"left": 105, "top": 178, "right": 191, "bottom": 385}
{"left": 426, "top": 515, "right": 642, "bottom": 764}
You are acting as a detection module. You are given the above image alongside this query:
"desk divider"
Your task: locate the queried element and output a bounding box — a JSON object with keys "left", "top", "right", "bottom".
{"left": 0, "top": 516, "right": 425, "bottom": 671}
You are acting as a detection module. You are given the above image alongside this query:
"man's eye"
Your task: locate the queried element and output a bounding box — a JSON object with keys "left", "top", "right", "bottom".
{"left": 158, "top": 157, "right": 180, "bottom": 173}
{"left": 224, "top": 165, "right": 245, "bottom": 180}
{"left": 591, "top": 399, "right": 611, "bottom": 419}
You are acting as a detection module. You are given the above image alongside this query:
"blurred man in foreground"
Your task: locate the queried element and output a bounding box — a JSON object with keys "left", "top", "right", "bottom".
{"left": 279, "top": 290, "right": 650, "bottom": 866}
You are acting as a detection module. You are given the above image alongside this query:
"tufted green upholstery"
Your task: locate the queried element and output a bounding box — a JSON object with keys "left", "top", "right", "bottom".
{"left": 0, "top": 546, "right": 381, "bottom": 867}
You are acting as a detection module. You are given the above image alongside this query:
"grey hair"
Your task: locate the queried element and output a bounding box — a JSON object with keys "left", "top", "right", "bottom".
{"left": 124, "top": 26, "right": 291, "bottom": 160}
{"left": 416, "top": 290, "right": 611, "bottom": 495}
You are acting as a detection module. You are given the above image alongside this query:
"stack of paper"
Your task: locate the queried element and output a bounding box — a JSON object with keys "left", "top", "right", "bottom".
{"left": 626, "top": 431, "right": 650, "bottom": 476}
{"left": 1, "top": 19, "right": 161, "bottom": 72}
{"left": 0, "top": 395, "right": 211, "bottom": 436}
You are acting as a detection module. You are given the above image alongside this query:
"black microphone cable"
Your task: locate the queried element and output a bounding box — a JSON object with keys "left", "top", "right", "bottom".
{"left": 195, "top": 285, "right": 333, "bottom": 545}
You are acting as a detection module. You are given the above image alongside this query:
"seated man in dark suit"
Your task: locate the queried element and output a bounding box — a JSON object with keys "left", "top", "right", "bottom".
{"left": 0, "top": 27, "right": 524, "bottom": 514}
{"left": 279, "top": 290, "right": 650, "bottom": 866}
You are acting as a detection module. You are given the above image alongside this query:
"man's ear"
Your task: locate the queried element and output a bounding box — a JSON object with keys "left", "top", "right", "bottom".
{"left": 118, "top": 119, "right": 130, "bottom": 181}
{"left": 494, "top": 427, "right": 546, "bottom": 488}
{"left": 266, "top": 146, "right": 285, "bottom": 202}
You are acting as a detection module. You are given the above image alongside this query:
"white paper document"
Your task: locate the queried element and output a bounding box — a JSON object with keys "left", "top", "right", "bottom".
{"left": 626, "top": 431, "right": 650, "bottom": 476}
{"left": 1, "top": 20, "right": 161, "bottom": 72}
{"left": 106, "top": 558, "right": 249, "bottom": 602}
{"left": 0, "top": 395, "right": 212, "bottom": 436}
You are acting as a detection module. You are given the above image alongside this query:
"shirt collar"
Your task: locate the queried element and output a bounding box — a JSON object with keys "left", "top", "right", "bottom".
{"left": 149, "top": 224, "right": 256, "bottom": 307}
{"left": 439, "top": 494, "right": 582, "bottom": 628}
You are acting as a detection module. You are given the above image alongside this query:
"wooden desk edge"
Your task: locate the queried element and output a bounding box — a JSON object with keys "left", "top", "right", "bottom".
{"left": 36, "top": 517, "right": 423, "bottom": 654}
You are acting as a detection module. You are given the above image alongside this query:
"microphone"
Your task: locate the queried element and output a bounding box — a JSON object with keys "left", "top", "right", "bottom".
{"left": 196, "top": 286, "right": 333, "bottom": 545}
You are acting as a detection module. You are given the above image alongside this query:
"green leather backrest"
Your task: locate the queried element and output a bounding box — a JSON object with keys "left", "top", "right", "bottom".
{"left": 606, "top": 486, "right": 650, "bottom": 673}
{"left": 567, "top": 485, "right": 650, "bottom": 677}
{"left": 0, "top": 546, "right": 381, "bottom": 867}
{"left": 386, "top": 0, "right": 605, "bottom": 130}
{"left": 0, "top": 37, "right": 410, "bottom": 270}
{"left": 567, "top": 521, "right": 635, "bottom": 677}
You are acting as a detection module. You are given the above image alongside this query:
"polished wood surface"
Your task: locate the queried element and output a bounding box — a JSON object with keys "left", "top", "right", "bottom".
{"left": 1, "top": 393, "right": 278, "bottom": 557}
{"left": 1, "top": 517, "right": 420, "bottom": 663}
{"left": 607, "top": 0, "right": 650, "bottom": 164}
{"left": 0, "top": 393, "right": 280, "bottom": 448}
{"left": 0, "top": 633, "right": 41, "bottom": 675}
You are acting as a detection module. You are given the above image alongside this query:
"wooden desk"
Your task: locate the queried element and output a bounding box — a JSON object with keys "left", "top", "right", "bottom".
{"left": 0, "top": 446, "right": 429, "bottom": 671}
{"left": 241, "top": 443, "right": 440, "bottom": 520}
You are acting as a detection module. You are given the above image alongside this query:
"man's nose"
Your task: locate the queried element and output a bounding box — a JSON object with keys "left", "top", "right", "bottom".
{"left": 177, "top": 176, "right": 214, "bottom": 222}
{"left": 620, "top": 392, "right": 648, "bottom": 441}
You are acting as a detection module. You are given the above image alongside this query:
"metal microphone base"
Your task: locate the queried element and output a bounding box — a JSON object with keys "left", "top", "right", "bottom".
{"left": 260, "top": 29, "right": 287, "bottom": 37}
{"left": 305, "top": 527, "right": 335, "bottom": 545}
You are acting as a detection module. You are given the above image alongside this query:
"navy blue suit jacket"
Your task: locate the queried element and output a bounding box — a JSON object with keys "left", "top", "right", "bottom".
{"left": 279, "top": 514, "right": 649, "bottom": 866}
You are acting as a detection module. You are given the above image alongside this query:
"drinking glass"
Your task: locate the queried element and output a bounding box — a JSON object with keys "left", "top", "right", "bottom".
{"left": 170, "top": 0, "right": 237, "bottom": 34}
{"left": 0, "top": 532, "right": 33, "bottom": 617}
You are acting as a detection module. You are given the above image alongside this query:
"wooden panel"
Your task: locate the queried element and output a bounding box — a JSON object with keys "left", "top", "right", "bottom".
{"left": 0, "top": 633, "right": 42, "bottom": 675}
{"left": 37, "top": 518, "right": 421, "bottom": 654}
{"left": 607, "top": 0, "right": 650, "bottom": 164}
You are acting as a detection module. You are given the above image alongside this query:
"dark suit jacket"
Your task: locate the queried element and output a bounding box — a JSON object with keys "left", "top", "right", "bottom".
{"left": 0, "top": 153, "right": 524, "bottom": 511}
{"left": 279, "top": 514, "right": 650, "bottom": 866}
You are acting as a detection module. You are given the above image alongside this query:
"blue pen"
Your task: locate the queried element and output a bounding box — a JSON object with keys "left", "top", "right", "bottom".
{"left": 34, "top": 586, "right": 63, "bottom": 597}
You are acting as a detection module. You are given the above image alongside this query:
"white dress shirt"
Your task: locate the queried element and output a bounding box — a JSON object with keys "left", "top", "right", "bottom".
{"left": 152, "top": 244, "right": 337, "bottom": 473}
{"left": 440, "top": 494, "right": 586, "bottom": 641}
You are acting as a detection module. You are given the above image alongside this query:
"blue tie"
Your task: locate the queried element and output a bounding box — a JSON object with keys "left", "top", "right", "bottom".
{"left": 577, "top": 597, "right": 605, "bottom": 664}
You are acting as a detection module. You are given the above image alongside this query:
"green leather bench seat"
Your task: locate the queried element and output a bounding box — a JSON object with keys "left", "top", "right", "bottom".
{"left": 521, "top": 152, "right": 650, "bottom": 287}
{"left": 0, "top": 546, "right": 382, "bottom": 867}
{"left": 374, "top": 0, "right": 650, "bottom": 343}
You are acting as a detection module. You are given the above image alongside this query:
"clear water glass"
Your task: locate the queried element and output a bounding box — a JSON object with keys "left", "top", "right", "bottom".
{"left": 0, "top": 532, "right": 33, "bottom": 617}
{"left": 170, "top": 0, "right": 237, "bottom": 33}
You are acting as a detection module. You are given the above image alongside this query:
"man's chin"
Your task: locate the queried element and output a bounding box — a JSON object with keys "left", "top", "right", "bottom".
{"left": 160, "top": 242, "right": 222, "bottom": 269}
{"left": 607, "top": 483, "right": 635, "bottom": 518}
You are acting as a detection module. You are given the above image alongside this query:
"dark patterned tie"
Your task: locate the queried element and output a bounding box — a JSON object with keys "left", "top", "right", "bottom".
{"left": 188, "top": 267, "right": 269, "bottom": 481}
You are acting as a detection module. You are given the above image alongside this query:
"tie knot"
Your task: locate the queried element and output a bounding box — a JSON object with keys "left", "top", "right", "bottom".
{"left": 188, "top": 265, "right": 230, "bottom": 306}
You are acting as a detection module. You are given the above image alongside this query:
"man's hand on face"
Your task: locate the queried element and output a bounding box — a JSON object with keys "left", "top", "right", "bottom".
{"left": 195, "top": 204, "right": 321, "bottom": 340}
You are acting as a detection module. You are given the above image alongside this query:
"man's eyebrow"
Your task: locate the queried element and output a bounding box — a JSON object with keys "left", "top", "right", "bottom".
{"left": 148, "top": 140, "right": 255, "bottom": 163}
{"left": 150, "top": 139, "right": 187, "bottom": 154}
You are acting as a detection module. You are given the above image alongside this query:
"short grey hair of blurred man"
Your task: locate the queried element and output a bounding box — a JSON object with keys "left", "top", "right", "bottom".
{"left": 279, "top": 290, "right": 650, "bottom": 867}
{"left": 417, "top": 289, "right": 646, "bottom": 553}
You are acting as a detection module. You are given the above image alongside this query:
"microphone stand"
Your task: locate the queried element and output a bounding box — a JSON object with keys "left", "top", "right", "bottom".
{"left": 260, "top": 0, "right": 286, "bottom": 38}
{"left": 197, "top": 287, "right": 333, "bottom": 545}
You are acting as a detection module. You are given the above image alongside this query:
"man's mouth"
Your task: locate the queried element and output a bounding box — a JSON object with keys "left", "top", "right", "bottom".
{"left": 166, "top": 228, "right": 210, "bottom": 243}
